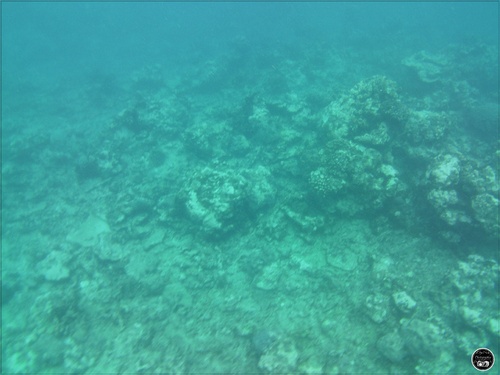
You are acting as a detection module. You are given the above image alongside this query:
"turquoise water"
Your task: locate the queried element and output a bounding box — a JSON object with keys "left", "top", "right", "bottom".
{"left": 2, "top": 2, "right": 498, "bottom": 373}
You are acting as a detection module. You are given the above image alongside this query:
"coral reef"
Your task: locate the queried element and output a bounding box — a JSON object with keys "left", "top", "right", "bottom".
{"left": 2, "top": 14, "right": 497, "bottom": 374}
{"left": 310, "top": 72, "right": 497, "bottom": 242}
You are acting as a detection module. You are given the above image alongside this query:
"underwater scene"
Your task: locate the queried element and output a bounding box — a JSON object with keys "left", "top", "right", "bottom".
{"left": 2, "top": 2, "right": 499, "bottom": 374}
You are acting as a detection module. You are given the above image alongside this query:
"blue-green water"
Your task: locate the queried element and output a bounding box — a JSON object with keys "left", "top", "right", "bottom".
{"left": 2, "top": 2, "right": 498, "bottom": 373}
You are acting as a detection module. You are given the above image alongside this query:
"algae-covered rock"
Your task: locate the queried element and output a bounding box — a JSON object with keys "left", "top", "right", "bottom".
{"left": 392, "top": 291, "right": 417, "bottom": 314}
{"left": 365, "top": 293, "right": 390, "bottom": 324}
{"left": 464, "top": 102, "right": 499, "bottom": 141}
{"left": 401, "top": 318, "right": 450, "bottom": 359}
{"left": 471, "top": 193, "right": 499, "bottom": 237}
{"left": 252, "top": 330, "right": 279, "bottom": 354}
{"left": 177, "top": 166, "right": 274, "bottom": 237}
{"left": 310, "top": 137, "right": 404, "bottom": 212}
{"left": 254, "top": 262, "right": 282, "bottom": 291}
{"left": 312, "top": 76, "right": 408, "bottom": 214}
{"left": 424, "top": 152, "right": 498, "bottom": 238}
{"left": 450, "top": 255, "right": 499, "bottom": 333}
{"left": 323, "top": 75, "right": 408, "bottom": 138}
{"left": 243, "top": 166, "right": 276, "bottom": 211}
{"left": 451, "top": 254, "right": 499, "bottom": 293}
{"left": 404, "top": 110, "right": 450, "bottom": 143}
{"left": 462, "top": 164, "right": 498, "bottom": 195}
{"left": 427, "top": 188, "right": 470, "bottom": 226}
{"left": 282, "top": 206, "right": 324, "bottom": 233}
{"left": 66, "top": 214, "right": 111, "bottom": 248}
{"left": 183, "top": 120, "right": 229, "bottom": 159}
{"left": 347, "top": 75, "right": 409, "bottom": 125}
{"left": 33, "top": 334, "right": 66, "bottom": 367}
{"left": 37, "top": 251, "right": 71, "bottom": 281}
{"left": 402, "top": 51, "right": 450, "bottom": 83}
{"left": 426, "top": 154, "right": 461, "bottom": 187}
{"left": 376, "top": 331, "right": 407, "bottom": 363}
{"left": 258, "top": 336, "right": 299, "bottom": 373}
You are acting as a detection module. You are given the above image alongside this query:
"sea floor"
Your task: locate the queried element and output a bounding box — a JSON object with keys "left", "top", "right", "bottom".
{"left": 2, "top": 41, "right": 498, "bottom": 374}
